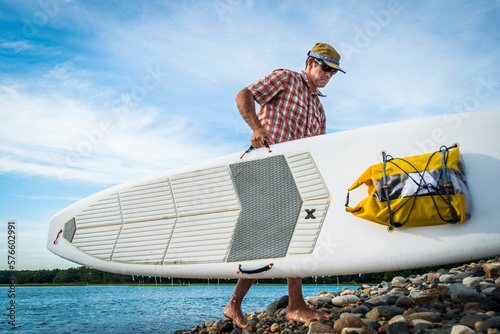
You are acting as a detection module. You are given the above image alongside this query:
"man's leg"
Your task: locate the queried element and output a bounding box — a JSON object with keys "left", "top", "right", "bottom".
{"left": 223, "top": 278, "right": 255, "bottom": 328}
{"left": 286, "top": 277, "right": 333, "bottom": 323}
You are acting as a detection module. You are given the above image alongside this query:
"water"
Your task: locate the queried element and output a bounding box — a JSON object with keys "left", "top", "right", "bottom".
{"left": 0, "top": 284, "right": 358, "bottom": 333}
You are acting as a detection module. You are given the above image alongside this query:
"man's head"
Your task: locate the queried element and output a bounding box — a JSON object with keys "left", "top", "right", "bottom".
{"left": 307, "top": 43, "right": 345, "bottom": 74}
{"left": 305, "top": 42, "right": 344, "bottom": 90}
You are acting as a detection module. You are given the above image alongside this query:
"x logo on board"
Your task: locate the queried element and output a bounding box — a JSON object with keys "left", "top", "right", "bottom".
{"left": 305, "top": 209, "right": 316, "bottom": 219}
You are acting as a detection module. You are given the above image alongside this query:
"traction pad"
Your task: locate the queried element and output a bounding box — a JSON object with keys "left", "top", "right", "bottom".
{"left": 227, "top": 156, "right": 302, "bottom": 262}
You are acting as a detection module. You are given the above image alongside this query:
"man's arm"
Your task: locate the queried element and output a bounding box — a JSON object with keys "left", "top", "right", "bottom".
{"left": 235, "top": 88, "right": 273, "bottom": 148}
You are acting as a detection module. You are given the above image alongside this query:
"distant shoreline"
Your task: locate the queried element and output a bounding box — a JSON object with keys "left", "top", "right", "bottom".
{"left": 0, "top": 283, "right": 363, "bottom": 287}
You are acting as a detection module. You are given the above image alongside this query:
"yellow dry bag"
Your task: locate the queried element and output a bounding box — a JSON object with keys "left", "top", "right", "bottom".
{"left": 345, "top": 145, "right": 471, "bottom": 231}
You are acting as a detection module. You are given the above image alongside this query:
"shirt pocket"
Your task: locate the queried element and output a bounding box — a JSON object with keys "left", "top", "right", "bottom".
{"left": 288, "top": 98, "right": 308, "bottom": 136}
{"left": 310, "top": 107, "right": 324, "bottom": 134}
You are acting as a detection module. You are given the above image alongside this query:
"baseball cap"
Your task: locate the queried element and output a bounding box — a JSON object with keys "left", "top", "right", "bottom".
{"left": 308, "top": 42, "right": 345, "bottom": 74}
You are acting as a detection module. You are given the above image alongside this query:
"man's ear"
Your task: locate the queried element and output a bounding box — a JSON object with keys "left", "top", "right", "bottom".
{"left": 305, "top": 56, "right": 314, "bottom": 70}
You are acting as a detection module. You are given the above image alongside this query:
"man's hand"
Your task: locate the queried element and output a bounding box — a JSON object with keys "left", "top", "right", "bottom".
{"left": 250, "top": 128, "right": 273, "bottom": 148}
{"left": 236, "top": 88, "right": 274, "bottom": 148}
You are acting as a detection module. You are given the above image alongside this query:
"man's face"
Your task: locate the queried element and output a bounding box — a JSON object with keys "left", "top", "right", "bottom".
{"left": 309, "top": 58, "right": 336, "bottom": 88}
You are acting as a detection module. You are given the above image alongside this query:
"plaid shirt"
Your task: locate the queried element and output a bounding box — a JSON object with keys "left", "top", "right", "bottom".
{"left": 247, "top": 69, "right": 326, "bottom": 144}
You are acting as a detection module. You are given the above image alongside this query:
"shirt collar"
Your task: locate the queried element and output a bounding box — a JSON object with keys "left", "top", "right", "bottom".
{"left": 301, "top": 70, "right": 326, "bottom": 97}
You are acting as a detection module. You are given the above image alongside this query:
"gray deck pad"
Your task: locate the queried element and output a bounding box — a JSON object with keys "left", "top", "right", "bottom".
{"left": 227, "top": 155, "right": 302, "bottom": 262}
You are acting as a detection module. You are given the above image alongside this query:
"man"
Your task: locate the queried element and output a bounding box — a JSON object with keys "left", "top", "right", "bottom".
{"left": 224, "top": 43, "right": 345, "bottom": 329}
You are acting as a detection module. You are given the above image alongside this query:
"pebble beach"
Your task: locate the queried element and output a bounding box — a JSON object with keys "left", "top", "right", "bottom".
{"left": 176, "top": 258, "right": 500, "bottom": 334}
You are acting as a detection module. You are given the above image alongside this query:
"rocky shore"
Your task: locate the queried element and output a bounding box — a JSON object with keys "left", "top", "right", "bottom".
{"left": 176, "top": 258, "right": 500, "bottom": 334}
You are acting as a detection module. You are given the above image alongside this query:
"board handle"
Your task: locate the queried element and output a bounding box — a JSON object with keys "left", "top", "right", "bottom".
{"left": 237, "top": 263, "right": 274, "bottom": 275}
{"left": 240, "top": 141, "right": 272, "bottom": 159}
{"left": 53, "top": 229, "right": 63, "bottom": 244}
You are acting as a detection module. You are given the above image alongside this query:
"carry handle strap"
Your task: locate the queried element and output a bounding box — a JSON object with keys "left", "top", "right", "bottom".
{"left": 237, "top": 263, "right": 274, "bottom": 275}
{"left": 382, "top": 151, "right": 397, "bottom": 230}
{"left": 240, "top": 141, "right": 272, "bottom": 159}
{"left": 346, "top": 166, "right": 375, "bottom": 208}
{"left": 440, "top": 145, "right": 459, "bottom": 223}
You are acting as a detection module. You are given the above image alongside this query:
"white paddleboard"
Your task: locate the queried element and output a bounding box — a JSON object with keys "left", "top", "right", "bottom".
{"left": 47, "top": 110, "right": 500, "bottom": 278}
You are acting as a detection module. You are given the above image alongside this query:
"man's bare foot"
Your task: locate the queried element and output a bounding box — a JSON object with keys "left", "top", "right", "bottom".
{"left": 223, "top": 303, "right": 251, "bottom": 329}
{"left": 224, "top": 278, "right": 256, "bottom": 329}
{"left": 286, "top": 304, "right": 333, "bottom": 323}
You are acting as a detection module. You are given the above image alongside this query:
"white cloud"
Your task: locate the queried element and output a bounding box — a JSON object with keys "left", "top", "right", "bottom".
{"left": 10, "top": 192, "right": 79, "bottom": 200}
{"left": 0, "top": 68, "right": 242, "bottom": 185}
{"left": 0, "top": 38, "right": 61, "bottom": 57}
{"left": 0, "top": 40, "right": 34, "bottom": 53}
{"left": 3, "top": 1, "right": 500, "bottom": 184}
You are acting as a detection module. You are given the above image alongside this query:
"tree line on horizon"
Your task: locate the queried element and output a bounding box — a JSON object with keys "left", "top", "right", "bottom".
{"left": 0, "top": 262, "right": 466, "bottom": 286}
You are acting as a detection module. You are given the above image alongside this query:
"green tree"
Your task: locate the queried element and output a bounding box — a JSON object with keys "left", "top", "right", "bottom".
{"left": 53, "top": 268, "right": 82, "bottom": 283}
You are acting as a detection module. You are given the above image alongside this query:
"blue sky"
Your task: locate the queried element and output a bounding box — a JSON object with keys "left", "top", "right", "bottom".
{"left": 0, "top": 0, "right": 499, "bottom": 270}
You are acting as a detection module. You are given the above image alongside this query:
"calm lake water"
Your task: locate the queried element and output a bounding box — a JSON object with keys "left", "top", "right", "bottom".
{"left": 0, "top": 284, "right": 358, "bottom": 333}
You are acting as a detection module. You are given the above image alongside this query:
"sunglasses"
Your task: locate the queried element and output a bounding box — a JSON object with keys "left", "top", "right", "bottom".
{"left": 313, "top": 58, "right": 338, "bottom": 74}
